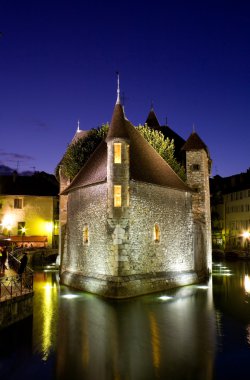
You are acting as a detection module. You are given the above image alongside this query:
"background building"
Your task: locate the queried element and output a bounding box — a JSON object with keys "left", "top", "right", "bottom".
{"left": 211, "top": 170, "right": 250, "bottom": 250}
{"left": 0, "top": 171, "right": 59, "bottom": 248}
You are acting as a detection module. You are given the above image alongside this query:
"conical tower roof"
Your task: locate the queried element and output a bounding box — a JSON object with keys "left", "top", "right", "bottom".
{"left": 106, "top": 102, "right": 130, "bottom": 141}
{"left": 62, "top": 93, "right": 190, "bottom": 194}
{"left": 182, "top": 131, "right": 210, "bottom": 157}
{"left": 145, "top": 108, "right": 160, "bottom": 130}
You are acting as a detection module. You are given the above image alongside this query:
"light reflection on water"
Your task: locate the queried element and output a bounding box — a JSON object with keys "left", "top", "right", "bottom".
{"left": 1, "top": 262, "right": 250, "bottom": 379}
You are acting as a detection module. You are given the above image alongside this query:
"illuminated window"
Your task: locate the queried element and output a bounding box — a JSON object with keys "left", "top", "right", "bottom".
{"left": 153, "top": 223, "right": 160, "bottom": 243}
{"left": 114, "top": 143, "right": 122, "bottom": 163}
{"left": 14, "top": 198, "right": 23, "bottom": 209}
{"left": 83, "top": 224, "right": 89, "bottom": 244}
{"left": 127, "top": 186, "right": 130, "bottom": 207}
{"left": 114, "top": 185, "right": 122, "bottom": 207}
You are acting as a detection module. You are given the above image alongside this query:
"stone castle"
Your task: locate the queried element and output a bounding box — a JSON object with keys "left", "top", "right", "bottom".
{"left": 59, "top": 84, "right": 212, "bottom": 298}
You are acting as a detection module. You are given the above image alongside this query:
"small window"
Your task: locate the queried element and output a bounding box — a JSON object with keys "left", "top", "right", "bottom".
{"left": 191, "top": 164, "right": 200, "bottom": 171}
{"left": 83, "top": 224, "right": 89, "bottom": 244}
{"left": 114, "top": 185, "right": 122, "bottom": 207}
{"left": 114, "top": 143, "right": 122, "bottom": 164}
{"left": 153, "top": 223, "right": 160, "bottom": 243}
{"left": 14, "top": 198, "right": 23, "bottom": 209}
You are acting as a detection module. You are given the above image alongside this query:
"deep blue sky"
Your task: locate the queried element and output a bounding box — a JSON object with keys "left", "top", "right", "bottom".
{"left": 0, "top": 0, "right": 249, "bottom": 177}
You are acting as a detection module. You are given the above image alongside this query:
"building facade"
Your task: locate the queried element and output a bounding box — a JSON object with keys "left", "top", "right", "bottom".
{"left": 59, "top": 90, "right": 212, "bottom": 298}
{"left": 0, "top": 172, "right": 59, "bottom": 247}
{"left": 211, "top": 171, "right": 250, "bottom": 250}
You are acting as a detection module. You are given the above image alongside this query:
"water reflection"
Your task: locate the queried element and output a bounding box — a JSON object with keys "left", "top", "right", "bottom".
{"left": 55, "top": 281, "right": 216, "bottom": 380}
{"left": 32, "top": 271, "right": 59, "bottom": 361}
{"left": 2, "top": 262, "right": 250, "bottom": 379}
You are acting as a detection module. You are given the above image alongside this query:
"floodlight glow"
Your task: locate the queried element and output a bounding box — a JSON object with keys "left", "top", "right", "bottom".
{"left": 62, "top": 294, "right": 79, "bottom": 299}
{"left": 2, "top": 214, "right": 13, "bottom": 229}
{"left": 243, "top": 231, "right": 250, "bottom": 239}
{"left": 158, "top": 295, "right": 173, "bottom": 301}
{"left": 196, "top": 285, "right": 209, "bottom": 290}
{"left": 244, "top": 275, "right": 250, "bottom": 294}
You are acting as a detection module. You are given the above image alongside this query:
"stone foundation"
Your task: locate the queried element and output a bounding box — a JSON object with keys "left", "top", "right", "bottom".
{"left": 60, "top": 270, "right": 199, "bottom": 298}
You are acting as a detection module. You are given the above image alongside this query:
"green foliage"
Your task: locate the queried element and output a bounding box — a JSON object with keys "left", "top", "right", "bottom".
{"left": 56, "top": 122, "right": 185, "bottom": 181}
{"left": 56, "top": 124, "right": 108, "bottom": 180}
{"left": 137, "top": 125, "right": 186, "bottom": 181}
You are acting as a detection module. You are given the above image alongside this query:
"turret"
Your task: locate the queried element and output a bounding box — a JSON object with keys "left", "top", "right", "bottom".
{"left": 106, "top": 75, "right": 130, "bottom": 221}
{"left": 182, "top": 131, "right": 212, "bottom": 274}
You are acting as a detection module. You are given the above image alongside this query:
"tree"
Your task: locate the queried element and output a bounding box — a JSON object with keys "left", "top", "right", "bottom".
{"left": 56, "top": 123, "right": 186, "bottom": 181}
{"left": 56, "top": 124, "right": 108, "bottom": 180}
{"left": 137, "top": 125, "right": 186, "bottom": 180}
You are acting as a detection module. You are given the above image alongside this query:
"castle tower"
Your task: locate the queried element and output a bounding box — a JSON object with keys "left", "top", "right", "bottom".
{"left": 105, "top": 76, "right": 130, "bottom": 275}
{"left": 182, "top": 131, "right": 212, "bottom": 275}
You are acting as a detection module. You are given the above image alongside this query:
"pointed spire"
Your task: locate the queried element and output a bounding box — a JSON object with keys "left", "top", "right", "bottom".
{"left": 192, "top": 123, "right": 196, "bottom": 133}
{"left": 77, "top": 120, "right": 80, "bottom": 132}
{"left": 145, "top": 107, "right": 160, "bottom": 130}
{"left": 116, "top": 71, "right": 121, "bottom": 104}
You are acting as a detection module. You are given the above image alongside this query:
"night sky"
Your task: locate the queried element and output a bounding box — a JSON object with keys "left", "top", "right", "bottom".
{"left": 0, "top": 0, "right": 249, "bottom": 177}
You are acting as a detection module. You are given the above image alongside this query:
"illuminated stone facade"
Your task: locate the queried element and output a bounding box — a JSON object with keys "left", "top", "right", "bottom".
{"left": 60, "top": 96, "right": 212, "bottom": 298}
{"left": 0, "top": 173, "right": 59, "bottom": 247}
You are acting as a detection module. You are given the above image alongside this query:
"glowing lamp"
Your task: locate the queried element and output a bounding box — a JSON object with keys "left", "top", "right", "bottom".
{"left": 243, "top": 231, "right": 250, "bottom": 239}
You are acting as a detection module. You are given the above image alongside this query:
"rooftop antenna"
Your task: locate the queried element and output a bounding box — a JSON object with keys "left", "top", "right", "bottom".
{"left": 116, "top": 71, "right": 120, "bottom": 104}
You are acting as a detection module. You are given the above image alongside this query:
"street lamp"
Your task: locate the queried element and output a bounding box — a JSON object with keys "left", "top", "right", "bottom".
{"left": 2, "top": 214, "right": 13, "bottom": 238}
{"left": 21, "top": 226, "right": 26, "bottom": 246}
{"left": 243, "top": 231, "right": 250, "bottom": 255}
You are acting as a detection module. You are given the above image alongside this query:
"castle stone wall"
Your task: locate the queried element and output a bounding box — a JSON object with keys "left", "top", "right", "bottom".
{"left": 127, "top": 182, "right": 194, "bottom": 274}
{"left": 62, "top": 182, "right": 120, "bottom": 277}
{"left": 61, "top": 181, "right": 201, "bottom": 297}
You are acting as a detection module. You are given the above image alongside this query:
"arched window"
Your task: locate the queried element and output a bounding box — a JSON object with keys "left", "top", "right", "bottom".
{"left": 153, "top": 223, "right": 160, "bottom": 243}
{"left": 83, "top": 224, "right": 89, "bottom": 244}
{"left": 127, "top": 186, "right": 130, "bottom": 207}
{"left": 114, "top": 143, "right": 122, "bottom": 163}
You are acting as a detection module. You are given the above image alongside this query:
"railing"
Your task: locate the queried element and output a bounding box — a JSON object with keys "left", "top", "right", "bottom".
{"left": 0, "top": 251, "right": 34, "bottom": 301}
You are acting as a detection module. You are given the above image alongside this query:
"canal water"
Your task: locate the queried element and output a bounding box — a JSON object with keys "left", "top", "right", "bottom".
{"left": 1, "top": 261, "right": 250, "bottom": 380}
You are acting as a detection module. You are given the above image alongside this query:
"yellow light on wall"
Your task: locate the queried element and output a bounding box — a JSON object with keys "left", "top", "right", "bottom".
{"left": 2, "top": 214, "right": 14, "bottom": 233}
{"left": 45, "top": 222, "right": 53, "bottom": 233}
